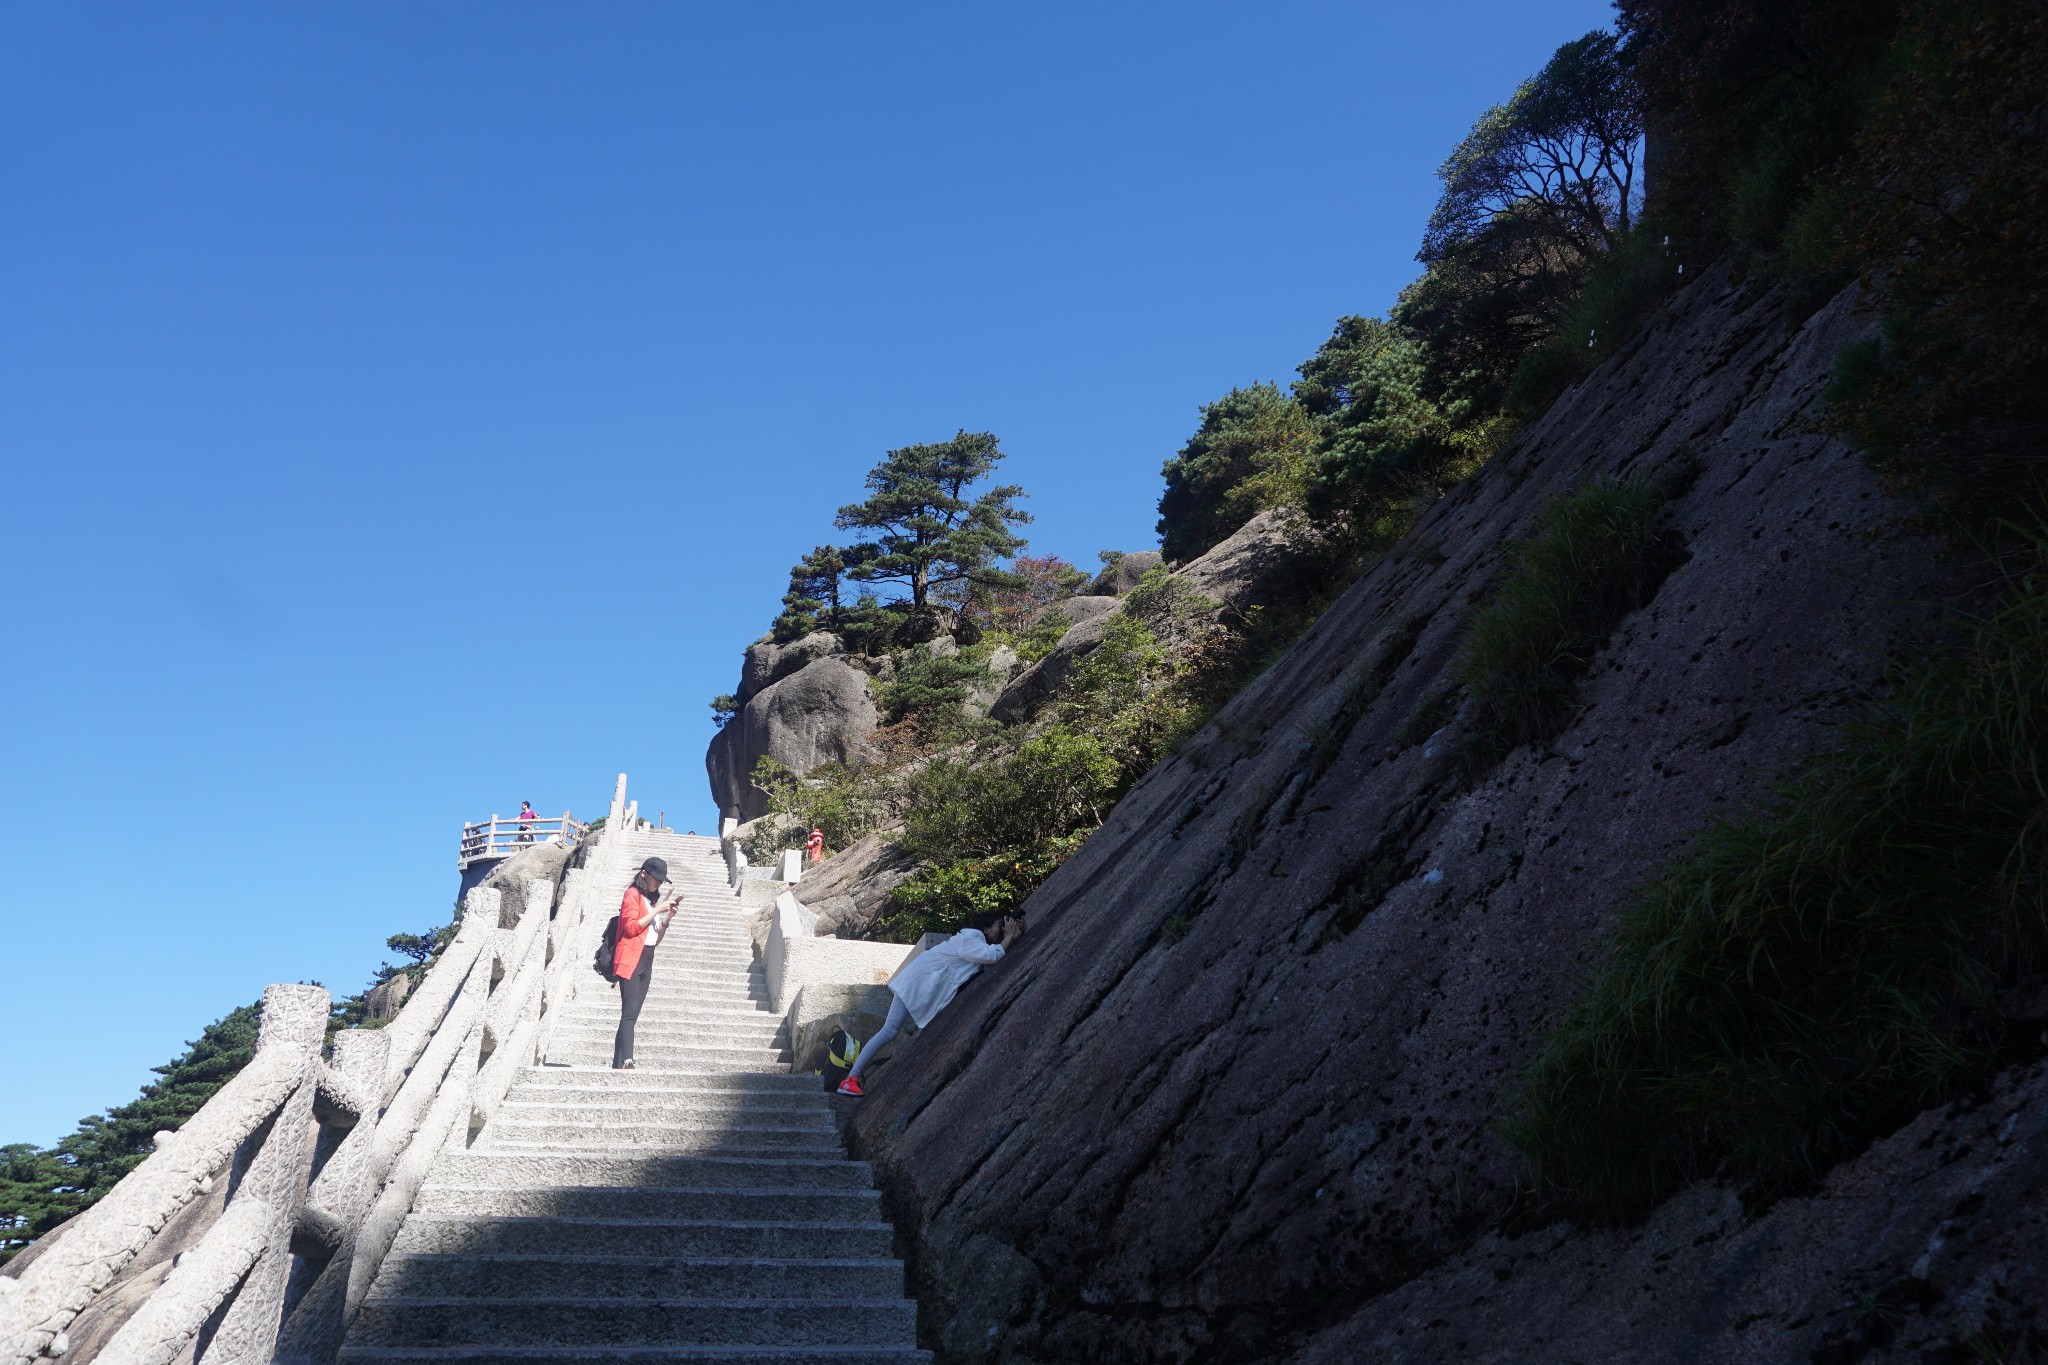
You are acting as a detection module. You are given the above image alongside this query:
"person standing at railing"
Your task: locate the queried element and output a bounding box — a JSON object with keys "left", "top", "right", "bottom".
{"left": 611, "top": 856, "right": 677, "bottom": 1070}
{"left": 516, "top": 800, "right": 538, "bottom": 845}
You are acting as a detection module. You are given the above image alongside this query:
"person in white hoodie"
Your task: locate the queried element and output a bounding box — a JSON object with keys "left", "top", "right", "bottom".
{"left": 836, "top": 915, "right": 1020, "bottom": 1097}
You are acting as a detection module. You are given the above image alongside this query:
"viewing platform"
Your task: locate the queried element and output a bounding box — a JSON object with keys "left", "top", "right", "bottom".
{"left": 456, "top": 810, "right": 586, "bottom": 870}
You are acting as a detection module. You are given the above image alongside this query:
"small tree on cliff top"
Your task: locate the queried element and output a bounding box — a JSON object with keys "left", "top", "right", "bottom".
{"left": 834, "top": 430, "right": 1032, "bottom": 616}
{"left": 772, "top": 544, "right": 850, "bottom": 641}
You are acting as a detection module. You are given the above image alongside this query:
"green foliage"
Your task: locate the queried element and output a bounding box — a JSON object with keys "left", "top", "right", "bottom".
{"left": 834, "top": 430, "right": 1033, "bottom": 616}
{"left": 876, "top": 645, "right": 989, "bottom": 726}
{"left": 1422, "top": 31, "right": 1643, "bottom": 266}
{"left": 710, "top": 693, "right": 739, "bottom": 729}
{"left": 1820, "top": 0, "right": 2048, "bottom": 530}
{"left": 1504, "top": 225, "right": 1687, "bottom": 417}
{"left": 772, "top": 545, "right": 850, "bottom": 642}
{"left": 1156, "top": 384, "right": 1316, "bottom": 562}
{"left": 898, "top": 730, "right": 1120, "bottom": 863}
{"left": 879, "top": 835, "right": 1088, "bottom": 943}
{"left": 2, "top": 1004, "right": 259, "bottom": 1259}
{"left": 1506, "top": 574, "right": 2048, "bottom": 1215}
{"left": 1398, "top": 31, "right": 1646, "bottom": 415}
{"left": 1458, "top": 471, "right": 1685, "bottom": 763}
{"left": 745, "top": 755, "right": 882, "bottom": 859}
{"left": 1298, "top": 317, "right": 1467, "bottom": 542}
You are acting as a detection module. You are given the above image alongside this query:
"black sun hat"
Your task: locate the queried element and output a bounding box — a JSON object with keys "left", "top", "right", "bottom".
{"left": 639, "top": 856, "right": 669, "bottom": 881}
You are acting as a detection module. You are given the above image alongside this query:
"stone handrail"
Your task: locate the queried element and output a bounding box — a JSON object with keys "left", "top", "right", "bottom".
{"left": 0, "top": 820, "right": 631, "bottom": 1365}
{"left": 457, "top": 810, "right": 586, "bottom": 870}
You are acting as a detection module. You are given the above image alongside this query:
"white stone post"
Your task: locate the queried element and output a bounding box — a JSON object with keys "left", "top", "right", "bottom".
{"left": 271, "top": 1027, "right": 391, "bottom": 1363}
{"left": 608, "top": 773, "right": 627, "bottom": 827}
{"left": 195, "top": 983, "right": 327, "bottom": 1364}
{"left": 776, "top": 849, "right": 804, "bottom": 883}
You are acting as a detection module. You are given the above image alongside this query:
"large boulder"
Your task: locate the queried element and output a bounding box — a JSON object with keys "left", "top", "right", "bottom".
{"left": 738, "top": 631, "right": 842, "bottom": 703}
{"left": 795, "top": 832, "right": 924, "bottom": 938}
{"left": 990, "top": 609, "right": 1119, "bottom": 724}
{"left": 707, "top": 655, "right": 878, "bottom": 821}
{"left": 1171, "top": 506, "right": 1303, "bottom": 611}
{"left": 1089, "top": 551, "right": 1164, "bottom": 595}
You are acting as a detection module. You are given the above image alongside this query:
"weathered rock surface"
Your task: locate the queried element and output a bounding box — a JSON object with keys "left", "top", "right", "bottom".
{"left": 361, "top": 973, "right": 411, "bottom": 1023}
{"left": 1172, "top": 506, "right": 1306, "bottom": 612}
{"left": 795, "top": 832, "right": 923, "bottom": 939}
{"left": 1291, "top": 1057, "right": 2048, "bottom": 1363}
{"left": 848, "top": 266, "right": 1975, "bottom": 1362}
{"left": 708, "top": 656, "right": 879, "bottom": 820}
{"left": 738, "top": 631, "right": 843, "bottom": 703}
{"left": 990, "top": 610, "right": 1118, "bottom": 724}
{"left": 1090, "top": 551, "right": 1164, "bottom": 595}
{"left": 1052, "top": 594, "right": 1123, "bottom": 629}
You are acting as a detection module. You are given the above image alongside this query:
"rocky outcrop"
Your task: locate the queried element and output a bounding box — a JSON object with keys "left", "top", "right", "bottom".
{"left": 739, "top": 631, "right": 842, "bottom": 702}
{"left": 708, "top": 655, "right": 879, "bottom": 820}
{"left": 1172, "top": 506, "right": 1305, "bottom": 611}
{"left": 1090, "top": 551, "right": 1163, "bottom": 595}
{"left": 847, "top": 266, "right": 1975, "bottom": 1362}
{"left": 793, "top": 833, "right": 924, "bottom": 939}
{"left": 992, "top": 513, "right": 1311, "bottom": 725}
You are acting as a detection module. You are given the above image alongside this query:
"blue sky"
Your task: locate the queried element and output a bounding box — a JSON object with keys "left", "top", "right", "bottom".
{"left": 0, "top": 2, "right": 1613, "bottom": 1147}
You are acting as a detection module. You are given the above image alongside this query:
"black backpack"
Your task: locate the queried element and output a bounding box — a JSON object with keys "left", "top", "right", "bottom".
{"left": 593, "top": 915, "right": 621, "bottom": 983}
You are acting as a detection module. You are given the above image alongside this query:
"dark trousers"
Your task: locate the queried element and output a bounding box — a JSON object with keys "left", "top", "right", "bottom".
{"left": 613, "top": 949, "right": 654, "bottom": 1068}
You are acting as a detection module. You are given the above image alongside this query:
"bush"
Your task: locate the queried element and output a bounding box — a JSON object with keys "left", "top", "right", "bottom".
{"left": 898, "top": 730, "right": 1119, "bottom": 864}
{"left": 1505, "top": 226, "right": 1686, "bottom": 417}
{"left": 1506, "top": 573, "right": 2048, "bottom": 1215}
{"left": 1459, "top": 470, "right": 1688, "bottom": 762}
{"left": 877, "top": 645, "right": 989, "bottom": 725}
{"left": 878, "top": 834, "right": 1089, "bottom": 943}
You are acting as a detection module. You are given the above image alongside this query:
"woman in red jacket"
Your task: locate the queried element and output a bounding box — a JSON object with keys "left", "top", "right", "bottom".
{"left": 612, "top": 856, "right": 675, "bottom": 1070}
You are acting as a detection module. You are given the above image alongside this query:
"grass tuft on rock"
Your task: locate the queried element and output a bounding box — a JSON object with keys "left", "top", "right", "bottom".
{"left": 1458, "top": 470, "right": 1688, "bottom": 763}
{"left": 1504, "top": 574, "right": 2048, "bottom": 1217}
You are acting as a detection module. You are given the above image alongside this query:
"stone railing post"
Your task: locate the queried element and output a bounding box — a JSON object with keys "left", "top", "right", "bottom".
{"left": 193, "top": 983, "right": 327, "bottom": 1364}
{"left": 271, "top": 1026, "right": 390, "bottom": 1364}
{"left": 608, "top": 773, "right": 627, "bottom": 828}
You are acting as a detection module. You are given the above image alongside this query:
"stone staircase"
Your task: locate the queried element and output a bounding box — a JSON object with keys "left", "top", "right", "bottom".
{"left": 339, "top": 830, "right": 929, "bottom": 1363}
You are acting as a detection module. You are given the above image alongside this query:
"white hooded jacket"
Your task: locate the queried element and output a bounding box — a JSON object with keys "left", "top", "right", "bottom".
{"left": 888, "top": 927, "right": 1006, "bottom": 1027}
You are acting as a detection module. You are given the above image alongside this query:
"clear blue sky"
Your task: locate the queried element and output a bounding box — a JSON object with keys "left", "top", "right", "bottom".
{"left": 0, "top": 2, "right": 1613, "bottom": 1147}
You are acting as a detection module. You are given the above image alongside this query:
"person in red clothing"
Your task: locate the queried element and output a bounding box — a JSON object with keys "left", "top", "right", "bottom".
{"left": 612, "top": 856, "right": 676, "bottom": 1070}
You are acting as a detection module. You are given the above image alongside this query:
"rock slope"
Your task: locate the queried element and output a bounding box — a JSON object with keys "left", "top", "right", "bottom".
{"left": 844, "top": 266, "right": 2001, "bottom": 1362}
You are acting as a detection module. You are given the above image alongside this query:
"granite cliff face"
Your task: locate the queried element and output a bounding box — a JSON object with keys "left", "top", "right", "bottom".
{"left": 839, "top": 266, "right": 2035, "bottom": 1361}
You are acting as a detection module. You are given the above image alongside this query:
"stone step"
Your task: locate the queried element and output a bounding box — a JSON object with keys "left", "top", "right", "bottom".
{"left": 544, "top": 1055, "right": 786, "bottom": 1077}
{"left": 428, "top": 1151, "right": 871, "bottom": 1191}
{"left": 388, "top": 1214, "right": 896, "bottom": 1262}
{"left": 371, "top": 1253, "right": 904, "bottom": 1301}
{"left": 482, "top": 1124, "right": 838, "bottom": 1154}
{"left": 347, "top": 1297, "right": 919, "bottom": 1349}
{"left": 494, "top": 1094, "right": 826, "bottom": 1123}
{"left": 340, "top": 1347, "right": 929, "bottom": 1364}
{"left": 554, "top": 1015, "right": 782, "bottom": 1038}
{"left": 412, "top": 1184, "right": 884, "bottom": 1223}
{"left": 511, "top": 1069, "right": 815, "bottom": 1094}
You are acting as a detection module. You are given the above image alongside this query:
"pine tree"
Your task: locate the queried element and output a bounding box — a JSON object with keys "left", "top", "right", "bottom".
{"left": 834, "top": 431, "right": 1031, "bottom": 617}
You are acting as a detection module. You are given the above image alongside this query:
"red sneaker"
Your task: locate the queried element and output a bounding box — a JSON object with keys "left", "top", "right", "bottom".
{"left": 836, "top": 1074, "right": 865, "bottom": 1097}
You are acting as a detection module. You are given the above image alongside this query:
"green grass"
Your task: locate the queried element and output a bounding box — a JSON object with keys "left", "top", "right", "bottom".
{"left": 1458, "top": 471, "right": 1688, "bottom": 765}
{"left": 1503, "top": 574, "right": 2048, "bottom": 1216}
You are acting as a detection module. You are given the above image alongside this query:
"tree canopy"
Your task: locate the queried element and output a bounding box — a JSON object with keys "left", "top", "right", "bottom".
{"left": 1156, "top": 384, "right": 1316, "bottom": 562}
{"left": 834, "top": 430, "right": 1031, "bottom": 617}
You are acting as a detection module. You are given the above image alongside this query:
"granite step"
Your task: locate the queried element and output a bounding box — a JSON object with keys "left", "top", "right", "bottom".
{"left": 371, "top": 1253, "right": 904, "bottom": 1301}
{"left": 387, "top": 1214, "right": 896, "bottom": 1261}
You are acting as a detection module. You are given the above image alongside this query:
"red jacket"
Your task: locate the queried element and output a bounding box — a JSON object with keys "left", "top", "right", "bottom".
{"left": 612, "top": 886, "right": 657, "bottom": 981}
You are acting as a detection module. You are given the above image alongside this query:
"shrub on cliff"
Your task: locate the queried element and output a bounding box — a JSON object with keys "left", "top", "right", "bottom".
{"left": 1507, "top": 573, "right": 2048, "bottom": 1214}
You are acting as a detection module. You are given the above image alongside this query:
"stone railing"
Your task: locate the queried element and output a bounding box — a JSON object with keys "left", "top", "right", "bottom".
{"left": 0, "top": 825, "right": 629, "bottom": 1365}
{"left": 457, "top": 810, "right": 586, "bottom": 870}
{"left": 717, "top": 816, "right": 805, "bottom": 903}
